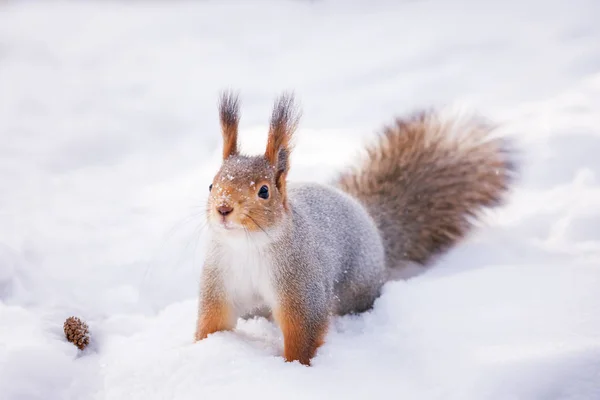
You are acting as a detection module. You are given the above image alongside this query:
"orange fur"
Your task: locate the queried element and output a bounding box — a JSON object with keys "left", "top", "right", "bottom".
{"left": 274, "top": 301, "right": 328, "bottom": 366}
{"left": 207, "top": 174, "right": 285, "bottom": 233}
{"left": 219, "top": 91, "right": 240, "bottom": 160}
{"left": 194, "top": 295, "right": 234, "bottom": 341}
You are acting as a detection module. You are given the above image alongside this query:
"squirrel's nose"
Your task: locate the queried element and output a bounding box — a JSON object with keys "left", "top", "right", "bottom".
{"left": 217, "top": 205, "right": 233, "bottom": 216}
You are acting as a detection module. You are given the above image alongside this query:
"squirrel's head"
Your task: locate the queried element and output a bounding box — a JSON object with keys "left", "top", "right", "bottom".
{"left": 206, "top": 91, "right": 300, "bottom": 236}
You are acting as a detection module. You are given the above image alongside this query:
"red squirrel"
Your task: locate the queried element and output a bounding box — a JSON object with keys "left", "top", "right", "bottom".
{"left": 194, "top": 92, "right": 516, "bottom": 365}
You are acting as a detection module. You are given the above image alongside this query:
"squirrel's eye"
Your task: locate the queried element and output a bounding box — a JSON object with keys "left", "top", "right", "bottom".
{"left": 209, "top": 184, "right": 213, "bottom": 192}
{"left": 258, "top": 185, "right": 269, "bottom": 199}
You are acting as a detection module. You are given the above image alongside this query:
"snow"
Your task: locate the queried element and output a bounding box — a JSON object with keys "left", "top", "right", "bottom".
{"left": 0, "top": 0, "right": 599, "bottom": 399}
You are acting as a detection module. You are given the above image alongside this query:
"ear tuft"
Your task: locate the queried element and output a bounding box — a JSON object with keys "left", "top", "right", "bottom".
{"left": 265, "top": 92, "right": 301, "bottom": 208}
{"left": 219, "top": 90, "right": 240, "bottom": 159}
{"left": 265, "top": 92, "right": 300, "bottom": 166}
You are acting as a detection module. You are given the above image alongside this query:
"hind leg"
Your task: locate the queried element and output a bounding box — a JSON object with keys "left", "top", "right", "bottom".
{"left": 333, "top": 256, "right": 386, "bottom": 316}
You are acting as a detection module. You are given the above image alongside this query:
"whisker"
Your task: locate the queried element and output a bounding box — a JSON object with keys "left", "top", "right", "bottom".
{"left": 141, "top": 211, "right": 205, "bottom": 281}
{"left": 149, "top": 213, "right": 208, "bottom": 270}
{"left": 243, "top": 225, "right": 250, "bottom": 247}
{"left": 191, "top": 220, "right": 209, "bottom": 267}
{"left": 164, "top": 212, "right": 206, "bottom": 240}
{"left": 243, "top": 212, "right": 272, "bottom": 240}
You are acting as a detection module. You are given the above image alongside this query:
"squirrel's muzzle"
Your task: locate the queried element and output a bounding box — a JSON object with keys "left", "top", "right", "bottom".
{"left": 217, "top": 205, "right": 233, "bottom": 216}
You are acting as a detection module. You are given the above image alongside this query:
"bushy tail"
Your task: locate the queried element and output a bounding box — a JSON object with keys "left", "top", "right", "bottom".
{"left": 336, "top": 110, "right": 517, "bottom": 272}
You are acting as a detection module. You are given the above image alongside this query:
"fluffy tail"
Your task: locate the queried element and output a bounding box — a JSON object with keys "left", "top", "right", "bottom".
{"left": 336, "top": 109, "right": 517, "bottom": 272}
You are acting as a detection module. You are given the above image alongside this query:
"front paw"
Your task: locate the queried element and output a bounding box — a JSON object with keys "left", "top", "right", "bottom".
{"left": 275, "top": 308, "right": 328, "bottom": 367}
{"left": 194, "top": 298, "right": 235, "bottom": 343}
{"left": 194, "top": 330, "right": 206, "bottom": 342}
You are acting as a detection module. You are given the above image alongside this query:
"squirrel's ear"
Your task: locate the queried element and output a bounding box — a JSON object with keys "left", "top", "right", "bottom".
{"left": 265, "top": 93, "right": 301, "bottom": 192}
{"left": 218, "top": 90, "right": 240, "bottom": 160}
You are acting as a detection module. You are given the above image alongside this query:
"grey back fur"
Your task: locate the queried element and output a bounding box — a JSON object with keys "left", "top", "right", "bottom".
{"left": 283, "top": 183, "right": 386, "bottom": 315}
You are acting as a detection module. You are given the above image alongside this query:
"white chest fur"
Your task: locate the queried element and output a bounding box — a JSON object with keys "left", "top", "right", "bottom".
{"left": 215, "top": 232, "right": 279, "bottom": 316}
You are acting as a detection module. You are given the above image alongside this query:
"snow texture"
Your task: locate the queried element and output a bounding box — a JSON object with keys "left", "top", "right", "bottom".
{"left": 1, "top": 0, "right": 599, "bottom": 399}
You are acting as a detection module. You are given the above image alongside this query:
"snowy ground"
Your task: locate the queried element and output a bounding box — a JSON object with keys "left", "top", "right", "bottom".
{"left": 1, "top": 0, "right": 599, "bottom": 399}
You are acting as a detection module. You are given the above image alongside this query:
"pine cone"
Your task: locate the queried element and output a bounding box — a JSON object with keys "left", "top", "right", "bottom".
{"left": 63, "top": 316, "right": 90, "bottom": 351}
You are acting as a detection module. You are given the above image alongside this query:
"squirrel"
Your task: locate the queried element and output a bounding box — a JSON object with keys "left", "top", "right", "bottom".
{"left": 194, "top": 91, "right": 516, "bottom": 366}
